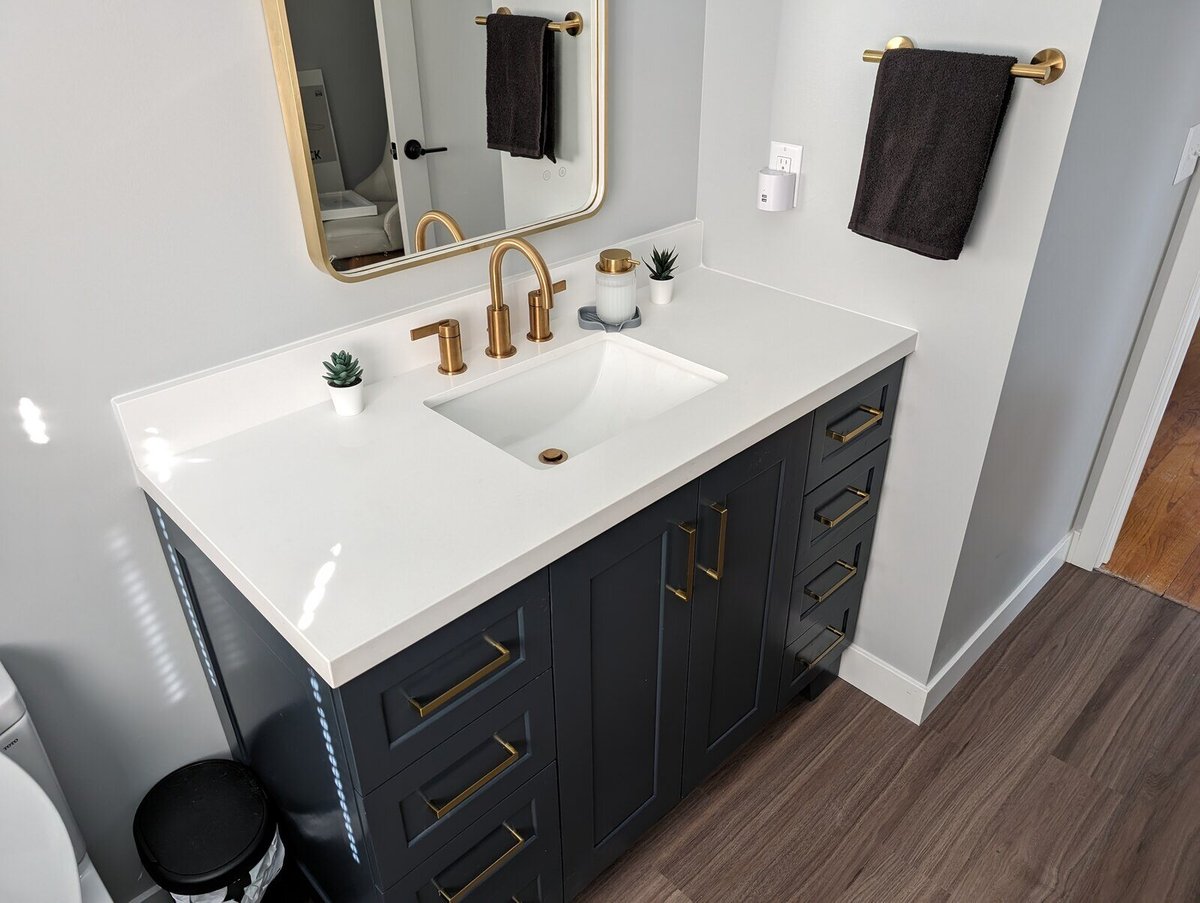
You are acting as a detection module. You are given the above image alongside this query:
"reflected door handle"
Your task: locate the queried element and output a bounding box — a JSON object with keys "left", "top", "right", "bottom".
{"left": 405, "top": 139, "right": 449, "bottom": 160}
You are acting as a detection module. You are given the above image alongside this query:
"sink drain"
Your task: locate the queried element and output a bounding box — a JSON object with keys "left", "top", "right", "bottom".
{"left": 538, "top": 448, "right": 568, "bottom": 465}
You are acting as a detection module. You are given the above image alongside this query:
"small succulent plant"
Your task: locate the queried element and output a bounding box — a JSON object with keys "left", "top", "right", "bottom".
{"left": 644, "top": 246, "right": 679, "bottom": 281}
{"left": 323, "top": 351, "right": 363, "bottom": 388}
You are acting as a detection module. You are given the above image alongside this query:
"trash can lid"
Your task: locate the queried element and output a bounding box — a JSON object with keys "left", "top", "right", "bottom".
{"left": 133, "top": 759, "right": 277, "bottom": 895}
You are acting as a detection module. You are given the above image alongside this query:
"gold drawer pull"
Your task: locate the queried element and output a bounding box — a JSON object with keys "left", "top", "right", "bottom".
{"left": 698, "top": 503, "right": 728, "bottom": 581}
{"left": 796, "top": 626, "right": 847, "bottom": 675}
{"left": 803, "top": 560, "right": 858, "bottom": 605}
{"left": 827, "top": 405, "right": 884, "bottom": 444}
{"left": 668, "top": 522, "right": 698, "bottom": 602}
{"left": 434, "top": 822, "right": 526, "bottom": 902}
{"left": 410, "top": 635, "right": 512, "bottom": 718}
{"left": 426, "top": 735, "right": 520, "bottom": 819}
{"left": 815, "top": 487, "right": 870, "bottom": 529}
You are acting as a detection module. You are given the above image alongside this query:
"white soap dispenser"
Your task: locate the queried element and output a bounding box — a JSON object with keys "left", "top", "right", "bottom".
{"left": 595, "top": 249, "right": 640, "bottom": 325}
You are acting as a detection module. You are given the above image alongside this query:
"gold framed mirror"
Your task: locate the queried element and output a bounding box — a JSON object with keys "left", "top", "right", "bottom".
{"left": 262, "top": 0, "right": 607, "bottom": 282}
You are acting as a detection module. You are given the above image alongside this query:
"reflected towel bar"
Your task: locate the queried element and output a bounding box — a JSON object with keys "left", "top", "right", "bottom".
{"left": 475, "top": 7, "right": 584, "bottom": 37}
{"left": 863, "top": 36, "right": 1066, "bottom": 85}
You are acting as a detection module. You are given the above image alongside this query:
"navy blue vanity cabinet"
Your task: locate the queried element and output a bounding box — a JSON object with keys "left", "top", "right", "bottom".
{"left": 550, "top": 482, "right": 700, "bottom": 899}
{"left": 681, "top": 418, "right": 810, "bottom": 792}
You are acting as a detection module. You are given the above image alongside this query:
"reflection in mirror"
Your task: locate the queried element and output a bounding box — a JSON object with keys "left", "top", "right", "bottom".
{"left": 269, "top": 0, "right": 606, "bottom": 280}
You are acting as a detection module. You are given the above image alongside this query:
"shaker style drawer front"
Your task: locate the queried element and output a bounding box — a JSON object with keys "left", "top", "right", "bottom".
{"left": 796, "top": 441, "right": 890, "bottom": 571}
{"left": 807, "top": 360, "right": 903, "bottom": 489}
{"left": 383, "top": 764, "right": 563, "bottom": 903}
{"left": 339, "top": 570, "right": 552, "bottom": 793}
{"left": 363, "top": 672, "right": 557, "bottom": 887}
{"left": 787, "top": 520, "right": 876, "bottom": 646}
{"left": 779, "top": 569, "right": 866, "bottom": 708}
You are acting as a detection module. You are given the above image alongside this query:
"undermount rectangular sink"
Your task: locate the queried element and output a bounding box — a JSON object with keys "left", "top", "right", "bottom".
{"left": 426, "top": 334, "right": 727, "bottom": 467}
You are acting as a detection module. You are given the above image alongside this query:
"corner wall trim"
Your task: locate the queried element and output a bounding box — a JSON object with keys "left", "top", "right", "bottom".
{"left": 837, "top": 534, "right": 1072, "bottom": 724}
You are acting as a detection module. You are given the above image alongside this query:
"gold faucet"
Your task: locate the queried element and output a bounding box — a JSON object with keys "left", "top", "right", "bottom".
{"left": 413, "top": 210, "right": 465, "bottom": 253}
{"left": 410, "top": 319, "right": 467, "bottom": 375}
{"left": 486, "top": 238, "right": 563, "bottom": 358}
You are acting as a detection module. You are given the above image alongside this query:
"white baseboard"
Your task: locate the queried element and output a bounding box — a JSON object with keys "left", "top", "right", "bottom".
{"left": 836, "top": 643, "right": 928, "bottom": 724}
{"left": 837, "top": 534, "right": 1072, "bottom": 724}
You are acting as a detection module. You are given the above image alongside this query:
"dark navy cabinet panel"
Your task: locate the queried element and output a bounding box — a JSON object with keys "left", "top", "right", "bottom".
{"left": 148, "top": 500, "right": 380, "bottom": 903}
{"left": 805, "top": 359, "right": 903, "bottom": 489}
{"left": 796, "top": 440, "right": 891, "bottom": 571}
{"left": 550, "top": 481, "right": 699, "bottom": 899}
{"left": 339, "top": 570, "right": 551, "bottom": 794}
{"left": 383, "top": 764, "right": 563, "bottom": 903}
{"left": 787, "top": 519, "right": 876, "bottom": 647}
{"left": 362, "top": 671, "right": 556, "bottom": 886}
{"left": 681, "top": 418, "right": 810, "bottom": 792}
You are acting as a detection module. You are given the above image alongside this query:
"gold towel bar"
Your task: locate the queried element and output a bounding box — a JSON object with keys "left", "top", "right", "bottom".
{"left": 475, "top": 7, "right": 584, "bottom": 37}
{"left": 863, "top": 36, "right": 1066, "bottom": 85}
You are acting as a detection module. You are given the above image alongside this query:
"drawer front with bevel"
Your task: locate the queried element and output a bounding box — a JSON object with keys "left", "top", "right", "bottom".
{"left": 338, "top": 570, "right": 551, "bottom": 793}
{"left": 362, "top": 671, "right": 557, "bottom": 887}
{"left": 806, "top": 360, "right": 903, "bottom": 488}
{"left": 796, "top": 441, "right": 889, "bottom": 571}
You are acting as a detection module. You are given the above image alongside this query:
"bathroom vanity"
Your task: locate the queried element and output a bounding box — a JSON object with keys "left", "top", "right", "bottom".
{"left": 119, "top": 263, "right": 913, "bottom": 902}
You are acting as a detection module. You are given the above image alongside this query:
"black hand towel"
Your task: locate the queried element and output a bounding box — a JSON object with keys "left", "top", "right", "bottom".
{"left": 486, "top": 13, "right": 557, "bottom": 163}
{"left": 849, "top": 49, "right": 1017, "bottom": 260}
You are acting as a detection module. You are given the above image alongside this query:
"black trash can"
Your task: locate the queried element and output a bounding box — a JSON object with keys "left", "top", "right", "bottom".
{"left": 133, "top": 759, "right": 285, "bottom": 902}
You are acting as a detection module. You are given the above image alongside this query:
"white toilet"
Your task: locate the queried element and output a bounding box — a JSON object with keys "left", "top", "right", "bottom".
{"left": 0, "top": 661, "right": 113, "bottom": 903}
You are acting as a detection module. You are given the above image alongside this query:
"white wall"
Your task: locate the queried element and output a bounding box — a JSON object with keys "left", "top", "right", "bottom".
{"left": 696, "top": 0, "right": 1101, "bottom": 685}
{"left": 0, "top": 2, "right": 705, "bottom": 900}
{"left": 937, "top": 0, "right": 1200, "bottom": 671}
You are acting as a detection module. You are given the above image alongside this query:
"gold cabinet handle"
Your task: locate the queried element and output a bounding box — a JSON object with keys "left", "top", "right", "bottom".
{"left": 796, "top": 626, "right": 847, "bottom": 675}
{"left": 815, "top": 487, "right": 871, "bottom": 529}
{"left": 425, "top": 735, "right": 520, "bottom": 819}
{"left": 434, "top": 822, "right": 526, "bottom": 902}
{"left": 827, "top": 405, "right": 884, "bottom": 444}
{"left": 409, "top": 635, "right": 511, "bottom": 718}
{"left": 667, "top": 522, "right": 697, "bottom": 602}
{"left": 698, "top": 503, "right": 728, "bottom": 581}
{"left": 803, "top": 560, "right": 858, "bottom": 605}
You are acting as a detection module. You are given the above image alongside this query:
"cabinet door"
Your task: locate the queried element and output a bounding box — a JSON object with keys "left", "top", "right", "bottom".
{"left": 550, "top": 481, "right": 699, "bottom": 899}
{"left": 682, "top": 420, "right": 809, "bottom": 791}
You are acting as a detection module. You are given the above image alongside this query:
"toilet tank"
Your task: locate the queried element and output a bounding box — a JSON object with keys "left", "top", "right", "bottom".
{"left": 0, "top": 660, "right": 86, "bottom": 865}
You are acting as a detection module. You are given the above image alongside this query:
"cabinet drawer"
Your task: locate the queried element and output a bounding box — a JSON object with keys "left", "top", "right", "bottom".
{"left": 806, "top": 360, "right": 903, "bottom": 489}
{"left": 778, "top": 571, "right": 865, "bottom": 708}
{"left": 787, "top": 519, "right": 875, "bottom": 646}
{"left": 383, "top": 764, "right": 563, "bottom": 903}
{"left": 363, "top": 672, "right": 557, "bottom": 887}
{"left": 795, "top": 441, "right": 889, "bottom": 572}
{"left": 339, "top": 570, "right": 551, "bottom": 793}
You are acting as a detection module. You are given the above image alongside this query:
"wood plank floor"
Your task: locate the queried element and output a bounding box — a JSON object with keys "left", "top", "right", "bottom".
{"left": 1106, "top": 325, "right": 1200, "bottom": 610}
{"left": 577, "top": 566, "right": 1200, "bottom": 902}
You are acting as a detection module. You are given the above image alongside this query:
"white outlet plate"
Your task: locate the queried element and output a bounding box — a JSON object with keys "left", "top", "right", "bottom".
{"left": 1175, "top": 123, "right": 1200, "bottom": 185}
{"left": 769, "top": 141, "right": 803, "bottom": 205}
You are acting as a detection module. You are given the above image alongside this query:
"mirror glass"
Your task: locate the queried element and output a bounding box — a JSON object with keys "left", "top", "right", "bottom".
{"left": 271, "top": 0, "right": 606, "bottom": 279}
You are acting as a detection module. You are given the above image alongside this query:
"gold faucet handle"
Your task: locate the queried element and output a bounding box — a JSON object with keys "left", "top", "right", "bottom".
{"left": 528, "top": 280, "right": 567, "bottom": 310}
{"left": 410, "top": 319, "right": 467, "bottom": 376}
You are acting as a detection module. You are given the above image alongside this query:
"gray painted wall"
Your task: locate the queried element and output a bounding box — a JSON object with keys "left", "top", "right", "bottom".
{"left": 0, "top": 2, "right": 705, "bottom": 900}
{"left": 696, "top": 0, "right": 1102, "bottom": 684}
{"left": 936, "top": 0, "right": 1200, "bottom": 672}
{"left": 285, "top": 0, "right": 390, "bottom": 188}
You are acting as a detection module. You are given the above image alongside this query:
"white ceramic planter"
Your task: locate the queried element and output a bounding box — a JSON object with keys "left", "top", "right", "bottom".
{"left": 649, "top": 277, "right": 675, "bottom": 306}
{"left": 328, "top": 381, "right": 364, "bottom": 416}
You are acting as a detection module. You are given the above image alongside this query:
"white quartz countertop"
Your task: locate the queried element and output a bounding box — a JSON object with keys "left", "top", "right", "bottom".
{"left": 118, "top": 265, "right": 916, "bottom": 686}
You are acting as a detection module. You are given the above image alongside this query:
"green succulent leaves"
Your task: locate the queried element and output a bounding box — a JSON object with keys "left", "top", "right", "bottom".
{"left": 324, "top": 350, "right": 364, "bottom": 388}
{"left": 644, "top": 246, "right": 679, "bottom": 281}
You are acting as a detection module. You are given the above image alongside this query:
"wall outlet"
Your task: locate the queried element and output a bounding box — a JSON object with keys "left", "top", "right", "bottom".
{"left": 769, "top": 141, "right": 803, "bottom": 207}
{"left": 1175, "top": 123, "right": 1200, "bottom": 185}
{"left": 770, "top": 141, "right": 803, "bottom": 174}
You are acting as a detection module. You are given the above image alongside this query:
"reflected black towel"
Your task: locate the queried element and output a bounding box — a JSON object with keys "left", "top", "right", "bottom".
{"left": 849, "top": 49, "right": 1017, "bottom": 260}
{"left": 486, "top": 13, "right": 557, "bottom": 163}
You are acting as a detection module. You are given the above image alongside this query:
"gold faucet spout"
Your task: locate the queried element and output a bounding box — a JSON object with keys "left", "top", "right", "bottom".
{"left": 414, "top": 210, "right": 465, "bottom": 253}
{"left": 485, "top": 237, "right": 558, "bottom": 358}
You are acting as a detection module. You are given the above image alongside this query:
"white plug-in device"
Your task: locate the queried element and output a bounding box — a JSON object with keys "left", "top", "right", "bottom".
{"left": 757, "top": 141, "right": 802, "bottom": 212}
